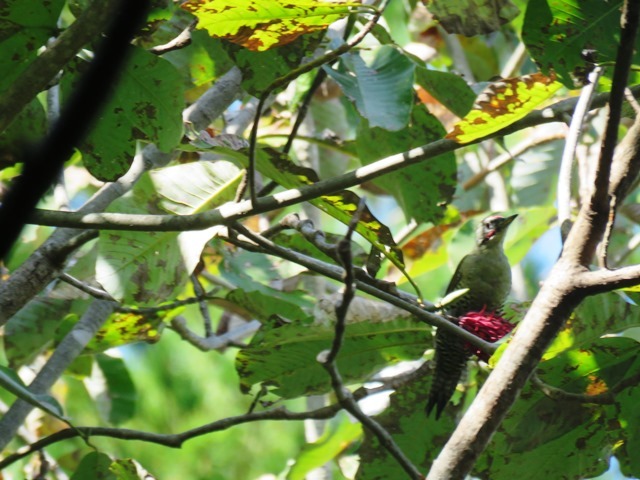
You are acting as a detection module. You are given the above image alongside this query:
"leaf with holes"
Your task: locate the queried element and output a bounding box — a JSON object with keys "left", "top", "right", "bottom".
{"left": 428, "top": 0, "right": 519, "bottom": 36}
{"left": 446, "top": 73, "right": 562, "bottom": 144}
{"left": 181, "top": 0, "right": 359, "bottom": 51}
{"left": 236, "top": 317, "right": 430, "bottom": 398}
{"left": 97, "top": 161, "right": 242, "bottom": 305}
{"left": 523, "top": 0, "right": 632, "bottom": 88}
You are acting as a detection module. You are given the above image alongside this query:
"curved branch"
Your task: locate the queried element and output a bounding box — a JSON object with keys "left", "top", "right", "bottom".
{"left": 0, "top": 402, "right": 349, "bottom": 470}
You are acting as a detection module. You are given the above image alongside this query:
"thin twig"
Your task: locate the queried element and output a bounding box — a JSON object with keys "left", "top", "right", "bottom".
{"left": 149, "top": 20, "right": 196, "bottom": 55}
{"left": 319, "top": 199, "right": 423, "bottom": 479}
{"left": 169, "top": 316, "right": 261, "bottom": 351}
{"left": 190, "top": 273, "right": 213, "bottom": 337}
{"left": 557, "top": 66, "right": 602, "bottom": 227}
{"left": 0, "top": 403, "right": 347, "bottom": 470}
{"left": 58, "top": 273, "right": 114, "bottom": 301}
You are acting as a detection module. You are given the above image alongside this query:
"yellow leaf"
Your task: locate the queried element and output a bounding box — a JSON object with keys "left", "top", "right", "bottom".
{"left": 446, "top": 72, "right": 562, "bottom": 144}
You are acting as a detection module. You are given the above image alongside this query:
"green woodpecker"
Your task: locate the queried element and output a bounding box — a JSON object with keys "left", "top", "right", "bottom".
{"left": 426, "top": 214, "right": 517, "bottom": 419}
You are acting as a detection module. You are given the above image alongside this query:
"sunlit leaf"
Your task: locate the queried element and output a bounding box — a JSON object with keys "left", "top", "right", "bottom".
{"left": 181, "top": 0, "right": 359, "bottom": 51}
{"left": 289, "top": 412, "right": 362, "bottom": 479}
{"left": 446, "top": 73, "right": 562, "bottom": 144}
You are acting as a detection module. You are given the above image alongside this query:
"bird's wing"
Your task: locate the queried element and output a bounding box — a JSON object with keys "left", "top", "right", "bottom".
{"left": 445, "top": 254, "right": 467, "bottom": 294}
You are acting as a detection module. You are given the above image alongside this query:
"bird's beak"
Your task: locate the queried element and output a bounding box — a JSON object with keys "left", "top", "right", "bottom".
{"left": 498, "top": 214, "right": 518, "bottom": 230}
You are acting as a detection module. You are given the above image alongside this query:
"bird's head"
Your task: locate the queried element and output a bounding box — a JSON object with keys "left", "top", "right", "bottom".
{"left": 476, "top": 214, "right": 517, "bottom": 248}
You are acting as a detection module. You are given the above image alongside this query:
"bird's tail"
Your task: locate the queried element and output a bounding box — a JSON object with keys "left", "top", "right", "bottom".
{"left": 426, "top": 330, "right": 469, "bottom": 419}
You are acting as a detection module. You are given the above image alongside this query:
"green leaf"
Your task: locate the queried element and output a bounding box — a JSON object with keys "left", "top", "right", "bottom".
{"left": 0, "top": 366, "right": 67, "bottom": 422}
{"left": 0, "top": 0, "right": 65, "bottom": 91}
{"left": 71, "top": 452, "right": 115, "bottom": 480}
{"left": 356, "top": 103, "right": 456, "bottom": 224}
{"left": 4, "top": 298, "right": 71, "bottom": 367}
{"left": 324, "top": 46, "right": 415, "bottom": 131}
{"left": 544, "top": 292, "right": 640, "bottom": 361}
{"left": 181, "top": 0, "right": 357, "bottom": 51}
{"left": 95, "top": 354, "right": 137, "bottom": 425}
{"left": 87, "top": 311, "right": 164, "bottom": 352}
{"left": 414, "top": 67, "right": 476, "bottom": 118}
{"left": 61, "top": 47, "right": 184, "bottom": 181}
{"left": 428, "top": 0, "right": 519, "bottom": 36}
{"left": 109, "top": 458, "right": 147, "bottom": 479}
{"left": 97, "top": 161, "right": 242, "bottom": 304}
{"left": 0, "top": 98, "right": 47, "bottom": 163}
{"left": 522, "top": 0, "right": 628, "bottom": 88}
{"left": 236, "top": 316, "right": 430, "bottom": 398}
{"left": 288, "top": 412, "right": 362, "bottom": 480}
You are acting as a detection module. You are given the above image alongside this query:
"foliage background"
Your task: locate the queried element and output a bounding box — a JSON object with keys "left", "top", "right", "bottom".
{"left": 1, "top": 0, "right": 640, "bottom": 479}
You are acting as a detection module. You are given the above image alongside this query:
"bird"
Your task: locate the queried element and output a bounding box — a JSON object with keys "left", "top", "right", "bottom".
{"left": 426, "top": 213, "right": 517, "bottom": 419}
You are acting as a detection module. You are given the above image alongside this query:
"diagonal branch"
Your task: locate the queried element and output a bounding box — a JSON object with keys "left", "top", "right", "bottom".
{"left": 27, "top": 87, "right": 639, "bottom": 234}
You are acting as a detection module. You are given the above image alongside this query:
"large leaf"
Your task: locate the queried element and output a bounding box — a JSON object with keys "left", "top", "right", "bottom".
{"left": 61, "top": 47, "right": 184, "bottom": 181}
{"left": 236, "top": 316, "right": 430, "bottom": 398}
{"left": 181, "top": 0, "right": 357, "bottom": 51}
{"left": 446, "top": 73, "right": 562, "bottom": 144}
{"left": 324, "top": 46, "right": 415, "bottom": 131}
{"left": 97, "top": 161, "right": 242, "bottom": 305}
{"left": 356, "top": 103, "right": 456, "bottom": 224}
{"left": 222, "top": 33, "right": 324, "bottom": 95}
{"left": 427, "top": 0, "right": 519, "bottom": 36}
{"left": 0, "top": 0, "right": 64, "bottom": 91}
{"left": 543, "top": 292, "right": 640, "bottom": 361}
{"left": 522, "top": 0, "right": 629, "bottom": 88}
